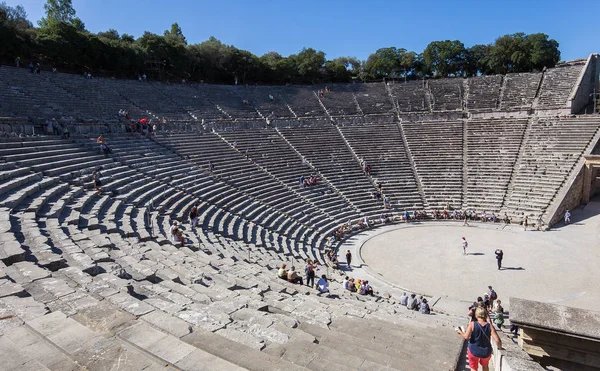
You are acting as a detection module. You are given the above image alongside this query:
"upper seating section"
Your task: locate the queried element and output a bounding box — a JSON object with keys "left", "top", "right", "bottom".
{"left": 237, "top": 86, "right": 294, "bottom": 119}
{"left": 428, "top": 79, "right": 463, "bottom": 111}
{"left": 389, "top": 80, "right": 429, "bottom": 112}
{"left": 499, "top": 72, "right": 542, "bottom": 110}
{"left": 467, "top": 75, "right": 502, "bottom": 110}
{"left": 155, "top": 84, "right": 226, "bottom": 120}
{"left": 278, "top": 87, "right": 324, "bottom": 117}
{"left": 107, "top": 79, "right": 192, "bottom": 121}
{"left": 535, "top": 63, "right": 584, "bottom": 108}
{"left": 0, "top": 66, "right": 93, "bottom": 120}
{"left": 352, "top": 83, "right": 395, "bottom": 115}
{"left": 318, "top": 85, "right": 362, "bottom": 116}
{"left": 201, "top": 85, "right": 262, "bottom": 120}
{"left": 0, "top": 60, "right": 590, "bottom": 124}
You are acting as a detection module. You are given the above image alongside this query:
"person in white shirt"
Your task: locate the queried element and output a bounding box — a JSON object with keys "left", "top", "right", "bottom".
{"left": 170, "top": 221, "right": 179, "bottom": 242}
{"left": 462, "top": 237, "right": 468, "bottom": 255}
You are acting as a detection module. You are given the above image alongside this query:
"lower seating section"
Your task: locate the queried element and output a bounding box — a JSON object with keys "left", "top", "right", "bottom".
{"left": 467, "top": 75, "right": 502, "bottom": 110}
{"left": 217, "top": 128, "right": 357, "bottom": 231}
{"left": 339, "top": 123, "right": 423, "bottom": 210}
{"left": 500, "top": 72, "right": 542, "bottom": 110}
{"left": 278, "top": 125, "right": 384, "bottom": 216}
{"left": 428, "top": 79, "right": 463, "bottom": 111}
{"left": 535, "top": 63, "right": 584, "bottom": 108}
{"left": 389, "top": 80, "right": 429, "bottom": 112}
{"left": 465, "top": 118, "right": 528, "bottom": 212}
{"left": 0, "top": 133, "right": 464, "bottom": 370}
{"left": 504, "top": 116, "right": 600, "bottom": 218}
{"left": 0, "top": 112, "right": 598, "bottom": 368}
{"left": 152, "top": 132, "right": 330, "bottom": 252}
{"left": 402, "top": 121, "right": 464, "bottom": 210}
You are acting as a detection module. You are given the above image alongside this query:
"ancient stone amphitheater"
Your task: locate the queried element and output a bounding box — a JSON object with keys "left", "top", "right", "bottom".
{"left": 0, "top": 54, "right": 599, "bottom": 371}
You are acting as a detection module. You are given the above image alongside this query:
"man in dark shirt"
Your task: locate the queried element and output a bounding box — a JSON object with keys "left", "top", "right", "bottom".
{"left": 345, "top": 250, "right": 352, "bottom": 268}
{"left": 495, "top": 249, "right": 503, "bottom": 270}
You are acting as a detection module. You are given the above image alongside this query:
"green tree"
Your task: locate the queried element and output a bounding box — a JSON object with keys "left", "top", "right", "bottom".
{"left": 527, "top": 33, "right": 560, "bottom": 70}
{"left": 423, "top": 40, "right": 467, "bottom": 77}
{"left": 38, "top": 0, "right": 84, "bottom": 31}
{"left": 97, "top": 28, "right": 119, "bottom": 40}
{"left": 0, "top": 1, "right": 31, "bottom": 29}
{"left": 365, "top": 47, "right": 400, "bottom": 78}
{"left": 294, "top": 47, "right": 326, "bottom": 83}
{"left": 164, "top": 22, "right": 186, "bottom": 45}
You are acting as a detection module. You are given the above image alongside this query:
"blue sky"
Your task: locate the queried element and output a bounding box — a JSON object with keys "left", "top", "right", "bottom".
{"left": 6, "top": 0, "right": 599, "bottom": 61}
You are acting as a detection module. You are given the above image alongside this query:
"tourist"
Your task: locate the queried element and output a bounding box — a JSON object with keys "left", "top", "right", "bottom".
{"left": 564, "top": 209, "right": 571, "bottom": 225}
{"left": 537, "top": 215, "right": 544, "bottom": 231}
{"left": 346, "top": 278, "right": 357, "bottom": 292}
{"left": 342, "top": 276, "right": 349, "bottom": 290}
{"left": 169, "top": 221, "right": 179, "bottom": 242}
{"left": 462, "top": 237, "right": 468, "bottom": 255}
{"left": 360, "top": 280, "right": 373, "bottom": 296}
{"left": 61, "top": 124, "right": 70, "bottom": 139}
{"left": 287, "top": 266, "right": 303, "bottom": 285}
{"left": 278, "top": 264, "right": 287, "bottom": 280}
{"left": 487, "top": 286, "right": 497, "bottom": 310}
{"left": 456, "top": 307, "right": 503, "bottom": 371}
{"left": 327, "top": 250, "right": 338, "bottom": 268}
{"left": 345, "top": 250, "right": 352, "bottom": 268}
{"left": 304, "top": 259, "right": 316, "bottom": 288}
{"left": 399, "top": 292, "right": 409, "bottom": 306}
{"left": 523, "top": 215, "right": 528, "bottom": 231}
{"left": 208, "top": 161, "right": 214, "bottom": 172}
{"left": 92, "top": 170, "right": 102, "bottom": 194}
{"left": 494, "top": 249, "right": 503, "bottom": 270}
{"left": 189, "top": 205, "right": 199, "bottom": 228}
{"left": 420, "top": 298, "right": 431, "bottom": 314}
{"left": 14, "top": 56, "right": 20, "bottom": 68}
{"left": 406, "top": 293, "right": 418, "bottom": 310}
{"left": 493, "top": 301, "right": 504, "bottom": 330}
{"left": 316, "top": 275, "right": 329, "bottom": 293}
{"left": 503, "top": 213, "right": 510, "bottom": 224}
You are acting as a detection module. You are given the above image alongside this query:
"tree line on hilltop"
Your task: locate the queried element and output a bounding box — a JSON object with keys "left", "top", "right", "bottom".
{"left": 0, "top": 0, "right": 562, "bottom": 84}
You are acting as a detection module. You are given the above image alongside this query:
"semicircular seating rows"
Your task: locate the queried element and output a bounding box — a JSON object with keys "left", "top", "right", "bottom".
{"left": 0, "top": 59, "right": 597, "bottom": 370}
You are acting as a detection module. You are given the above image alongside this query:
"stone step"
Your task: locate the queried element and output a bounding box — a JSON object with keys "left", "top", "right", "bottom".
{"left": 25, "top": 311, "right": 171, "bottom": 370}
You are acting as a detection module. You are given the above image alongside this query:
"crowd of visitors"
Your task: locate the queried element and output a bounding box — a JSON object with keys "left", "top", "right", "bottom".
{"left": 44, "top": 118, "right": 70, "bottom": 139}
{"left": 299, "top": 175, "right": 319, "bottom": 187}
{"left": 458, "top": 285, "right": 507, "bottom": 371}
{"left": 399, "top": 292, "right": 431, "bottom": 314}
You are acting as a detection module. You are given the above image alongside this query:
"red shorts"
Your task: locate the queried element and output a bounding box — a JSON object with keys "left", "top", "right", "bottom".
{"left": 467, "top": 348, "right": 491, "bottom": 369}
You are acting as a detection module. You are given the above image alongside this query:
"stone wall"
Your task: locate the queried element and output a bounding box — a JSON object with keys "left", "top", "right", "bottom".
{"left": 569, "top": 53, "right": 597, "bottom": 114}
{"left": 547, "top": 163, "right": 585, "bottom": 226}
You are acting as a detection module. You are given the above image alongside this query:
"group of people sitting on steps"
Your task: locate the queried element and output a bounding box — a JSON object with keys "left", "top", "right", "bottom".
{"left": 399, "top": 292, "right": 431, "bottom": 314}
{"left": 298, "top": 175, "right": 319, "bottom": 187}
{"left": 277, "top": 260, "right": 329, "bottom": 294}
{"left": 342, "top": 276, "right": 374, "bottom": 296}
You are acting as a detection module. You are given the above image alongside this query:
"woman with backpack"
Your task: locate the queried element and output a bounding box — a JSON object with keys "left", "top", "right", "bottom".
{"left": 457, "top": 306, "right": 503, "bottom": 371}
